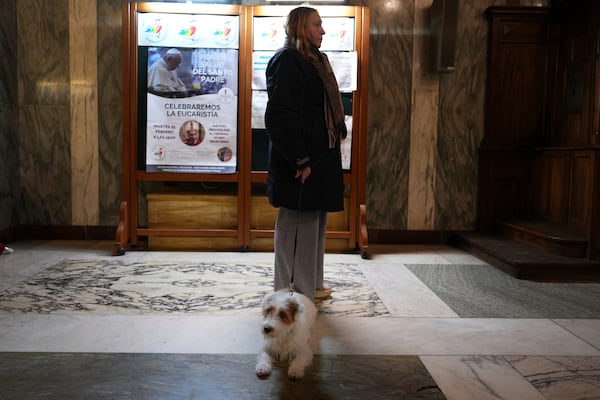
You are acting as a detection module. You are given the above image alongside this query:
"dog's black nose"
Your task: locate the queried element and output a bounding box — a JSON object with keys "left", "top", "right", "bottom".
{"left": 263, "top": 325, "right": 273, "bottom": 334}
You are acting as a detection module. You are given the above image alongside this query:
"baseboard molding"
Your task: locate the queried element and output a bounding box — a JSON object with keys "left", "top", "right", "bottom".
{"left": 368, "top": 229, "right": 452, "bottom": 244}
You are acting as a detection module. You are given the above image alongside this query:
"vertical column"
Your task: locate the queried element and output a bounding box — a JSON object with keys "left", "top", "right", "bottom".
{"left": 407, "top": 0, "right": 438, "bottom": 230}
{"left": 0, "top": 0, "right": 18, "bottom": 229}
{"left": 69, "top": 0, "right": 99, "bottom": 225}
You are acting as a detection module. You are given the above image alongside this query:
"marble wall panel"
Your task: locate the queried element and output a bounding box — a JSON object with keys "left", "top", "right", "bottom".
{"left": 98, "top": 105, "right": 122, "bottom": 225}
{"left": 0, "top": 0, "right": 17, "bottom": 107}
{"left": 17, "top": 0, "right": 70, "bottom": 107}
{"left": 365, "top": 0, "right": 414, "bottom": 230}
{"left": 0, "top": 106, "right": 19, "bottom": 230}
{"left": 364, "top": 0, "right": 509, "bottom": 231}
{"left": 434, "top": 0, "right": 504, "bottom": 230}
{"left": 69, "top": 0, "right": 100, "bottom": 225}
{"left": 408, "top": 88, "right": 438, "bottom": 229}
{"left": 17, "top": 0, "right": 71, "bottom": 225}
{"left": 408, "top": 0, "right": 439, "bottom": 230}
{"left": 17, "top": 105, "right": 71, "bottom": 225}
{"left": 97, "top": 0, "right": 123, "bottom": 225}
{"left": 0, "top": 0, "right": 18, "bottom": 230}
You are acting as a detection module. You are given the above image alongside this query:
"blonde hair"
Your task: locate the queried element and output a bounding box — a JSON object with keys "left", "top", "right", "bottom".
{"left": 285, "top": 6, "right": 318, "bottom": 59}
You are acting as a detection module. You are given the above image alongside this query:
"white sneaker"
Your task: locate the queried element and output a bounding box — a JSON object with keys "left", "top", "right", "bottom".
{"left": 2, "top": 246, "right": 14, "bottom": 254}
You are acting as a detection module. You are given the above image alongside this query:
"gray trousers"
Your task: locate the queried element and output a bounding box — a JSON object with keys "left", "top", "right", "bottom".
{"left": 273, "top": 207, "right": 328, "bottom": 297}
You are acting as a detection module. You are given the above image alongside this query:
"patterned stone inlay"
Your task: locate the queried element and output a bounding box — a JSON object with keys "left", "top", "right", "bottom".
{"left": 0, "top": 259, "right": 390, "bottom": 317}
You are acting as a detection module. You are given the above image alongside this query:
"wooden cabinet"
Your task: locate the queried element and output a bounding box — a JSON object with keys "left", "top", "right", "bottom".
{"left": 483, "top": 7, "right": 551, "bottom": 148}
{"left": 478, "top": 4, "right": 600, "bottom": 262}
{"left": 114, "top": 3, "right": 370, "bottom": 256}
{"left": 479, "top": 7, "right": 552, "bottom": 232}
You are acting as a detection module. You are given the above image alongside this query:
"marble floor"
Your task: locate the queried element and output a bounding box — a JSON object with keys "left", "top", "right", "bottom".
{"left": 1, "top": 240, "right": 599, "bottom": 399}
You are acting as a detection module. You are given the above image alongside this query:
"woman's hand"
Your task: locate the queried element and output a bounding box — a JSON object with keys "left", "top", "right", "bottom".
{"left": 295, "top": 166, "right": 311, "bottom": 183}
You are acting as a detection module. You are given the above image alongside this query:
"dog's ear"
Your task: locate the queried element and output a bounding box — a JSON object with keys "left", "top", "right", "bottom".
{"left": 285, "top": 297, "right": 299, "bottom": 321}
{"left": 262, "top": 292, "right": 274, "bottom": 309}
{"left": 261, "top": 294, "right": 274, "bottom": 317}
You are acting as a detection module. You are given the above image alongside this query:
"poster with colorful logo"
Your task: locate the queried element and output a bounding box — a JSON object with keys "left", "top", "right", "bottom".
{"left": 253, "top": 16, "right": 354, "bottom": 51}
{"left": 138, "top": 13, "right": 239, "bottom": 49}
{"left": 139, "top": 13, "right": 240, "bottom": 174}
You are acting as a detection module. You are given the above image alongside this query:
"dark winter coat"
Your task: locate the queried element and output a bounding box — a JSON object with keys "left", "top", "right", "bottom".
{"left": 265, "top": 47, "right": 344, "bottom": 212}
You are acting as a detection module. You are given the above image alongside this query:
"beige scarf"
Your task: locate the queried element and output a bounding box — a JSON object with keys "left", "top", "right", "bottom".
{"left": 308, "top": 48, "right": 347, "bottom": 148}
{"left": 283, "top": 38, "right": 347, "bottom": 148}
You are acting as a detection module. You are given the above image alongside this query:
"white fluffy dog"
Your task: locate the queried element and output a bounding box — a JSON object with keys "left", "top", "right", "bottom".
{"left": 255, "top": 289, "right": 317, "bottom": 380}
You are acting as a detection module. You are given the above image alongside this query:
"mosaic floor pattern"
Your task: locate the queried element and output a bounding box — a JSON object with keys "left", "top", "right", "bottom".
{"left": 0, "top": 259, "right": 390, "bottom": 317}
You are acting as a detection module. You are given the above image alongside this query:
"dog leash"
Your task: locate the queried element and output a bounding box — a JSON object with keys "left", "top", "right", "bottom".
{"left": 289, "top": 180, "right": 303, "bottom": 296}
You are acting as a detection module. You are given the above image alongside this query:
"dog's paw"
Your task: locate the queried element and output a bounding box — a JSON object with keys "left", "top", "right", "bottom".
{"left": 255, "top": 363, "right": 272, "bottom": 378}
{"left": 287, "top": 365, "right": 305, "bottom": 380}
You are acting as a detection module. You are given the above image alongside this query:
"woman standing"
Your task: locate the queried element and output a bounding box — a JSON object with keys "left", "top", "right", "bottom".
{"left": 265, "top": 7, "right": 347, "bottom": 300}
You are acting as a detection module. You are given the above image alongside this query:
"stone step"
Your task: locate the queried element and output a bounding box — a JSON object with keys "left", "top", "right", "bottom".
{"left": 495, "top": 219, "right": 588, "bottom": 258}
{"left": 451, "top": 232, "right": 600, "bottom": 282}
